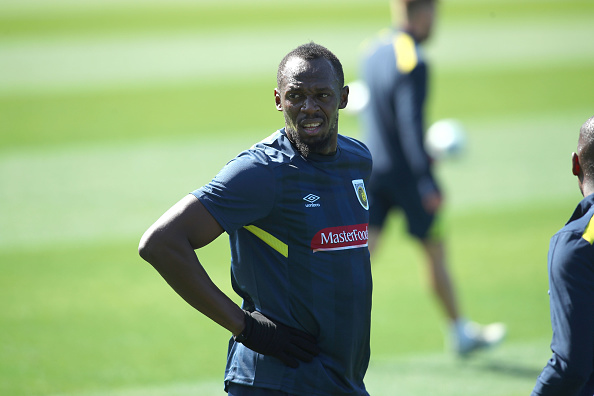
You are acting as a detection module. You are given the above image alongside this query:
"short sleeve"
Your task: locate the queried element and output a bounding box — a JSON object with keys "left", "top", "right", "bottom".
{"left": 192, "top": 150, "right": 276, "bottom": 233}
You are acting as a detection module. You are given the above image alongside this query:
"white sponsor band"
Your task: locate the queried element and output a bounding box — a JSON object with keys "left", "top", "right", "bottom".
{"left": 320, "top": 227, "right": 369, "bottom": 245}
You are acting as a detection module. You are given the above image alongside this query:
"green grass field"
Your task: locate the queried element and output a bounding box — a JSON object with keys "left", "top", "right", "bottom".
{"left": 2, "top": 0, "right": 593, "bottom": 395}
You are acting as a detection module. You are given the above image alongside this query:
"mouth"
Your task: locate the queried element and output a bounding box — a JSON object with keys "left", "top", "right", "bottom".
{"left": 301, "top": 120, "right": 323, "bottom": 136}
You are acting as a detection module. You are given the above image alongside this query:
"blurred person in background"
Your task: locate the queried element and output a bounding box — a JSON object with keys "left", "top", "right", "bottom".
{"left": 359, "top": 0, "right": 505, "bottom": 356}
{"left": 531, "top": 115, "right": 594, "bottom": 396}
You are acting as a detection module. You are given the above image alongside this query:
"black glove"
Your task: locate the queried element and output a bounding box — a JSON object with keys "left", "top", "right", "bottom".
{"left": 234, "top": 310, "right": 320, "bottom": 368}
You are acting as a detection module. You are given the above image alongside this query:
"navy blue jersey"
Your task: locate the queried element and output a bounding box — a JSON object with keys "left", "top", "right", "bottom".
{"left": 532, "top": 194, "right": 594, "bottom": 396}
{"left": 360, "top": 29, "right": 438, "bottom": 198}
{"left": 193, "top": 128, "right": 373, "bottom": 396}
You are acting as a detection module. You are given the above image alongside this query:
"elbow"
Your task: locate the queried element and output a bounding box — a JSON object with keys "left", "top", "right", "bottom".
{"left": 138, "top": 225, "right": 185, "bottom": 273}
{"left": 138, "top": 235, "right": 149, "bottom": 262}
{"left": 138, "top": 228, "right": 162, "bottom": 265}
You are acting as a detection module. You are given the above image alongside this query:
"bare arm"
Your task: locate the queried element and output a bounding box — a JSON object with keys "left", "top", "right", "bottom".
{"left": 138, "top": 194, "right": 245, "bottom": 335}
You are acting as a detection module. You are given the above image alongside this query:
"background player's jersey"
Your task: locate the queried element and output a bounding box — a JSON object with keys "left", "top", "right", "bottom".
{"left": 360, "top": 29, "right": 437, "bottom": 198}
{"left": 193, "top": 128, "right": 373, "bottom": 396}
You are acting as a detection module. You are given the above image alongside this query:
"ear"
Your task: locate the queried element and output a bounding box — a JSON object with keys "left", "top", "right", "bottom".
{"left": 572, "top": 152, "right": 581, "bottom": 176}
{"left": 339, "top": 85, "right": 349, "bottom": 110}
{"left": 274, "top": 88, "right": 283, "bottom": 111}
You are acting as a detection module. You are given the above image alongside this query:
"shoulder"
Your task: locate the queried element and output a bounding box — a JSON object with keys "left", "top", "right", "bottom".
{"left": 557, "top": 203, "right": 594, "bottom": 246}
{"left": 365, "top": 30, "right": 425, "bottom": 74}
{"left": 248, "top": 129, "right": 297, "bottom": 165}
{"left": 229, "top": 130, "right": 295, "bottom": 170}
{"left": 550, "top": 212, "right": 594, "bottom": 279}
{"left": 206, "top": 130, "right": 296, "bottom": 189}
{"left": 338, "top": 134, "right": 372, "bottom": 162}
{"left": 392, "top": 31, "right": 424, "bottom": 74}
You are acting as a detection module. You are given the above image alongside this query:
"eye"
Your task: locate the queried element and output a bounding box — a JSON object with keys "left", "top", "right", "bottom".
{"left": 288, "top": 93, "right": 301, "bottom": 100}
{"left": 318, "top": 93, "right": 330, "bottom": 99}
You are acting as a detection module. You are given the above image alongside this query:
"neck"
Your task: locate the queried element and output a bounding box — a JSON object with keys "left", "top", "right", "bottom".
{"left": 401, "top": 23, "right": 422, "bottom": 43}
{"left": 580, "top": 175, "right": 594, "bottom": 197}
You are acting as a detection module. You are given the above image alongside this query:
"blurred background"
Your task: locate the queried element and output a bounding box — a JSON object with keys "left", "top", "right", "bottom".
{"left": 1, "top": 0, "right": 593, "bottom": 395}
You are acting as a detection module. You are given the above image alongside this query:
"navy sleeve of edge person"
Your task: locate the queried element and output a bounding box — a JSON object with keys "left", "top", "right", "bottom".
{"left": 192, "top": 128, "right": 373, "bottom": 396}
{"left": 531, "top": 194, "right": 594, "bottom": 396}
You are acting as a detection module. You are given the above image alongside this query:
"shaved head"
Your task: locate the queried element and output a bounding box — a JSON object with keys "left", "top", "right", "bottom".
{"left": 573, "top": 115, "right": 594, "bottom": 196}
{"left": 578, "top": 116, "right": 594, "bottom": 181}
{"left": 277, "top": 42, "right": 344, "bottom": 90}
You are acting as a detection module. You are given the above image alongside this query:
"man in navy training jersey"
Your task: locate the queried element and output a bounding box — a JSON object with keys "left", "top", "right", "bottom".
{"left": 531, "top": 115, "right": 594, "bottom": 396}
{"left": 139, "top": 42, "right": 373, "bottom": 396}
{"left": 359, "top": 0, "right": 505, "bottom": 356}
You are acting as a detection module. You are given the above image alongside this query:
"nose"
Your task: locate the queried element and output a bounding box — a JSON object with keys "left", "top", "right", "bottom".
{"left": 301, "top": 96, "right": 318, "bottom": 113}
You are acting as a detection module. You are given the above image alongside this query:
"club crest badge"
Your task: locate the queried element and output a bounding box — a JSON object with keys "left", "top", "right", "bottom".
{"left": 352, "top": 179, "right": 369, "bottom": 210}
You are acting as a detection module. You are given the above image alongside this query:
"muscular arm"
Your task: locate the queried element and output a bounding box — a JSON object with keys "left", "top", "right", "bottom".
{"left": 138, "top": 194, "right": 245, "bottom": 335}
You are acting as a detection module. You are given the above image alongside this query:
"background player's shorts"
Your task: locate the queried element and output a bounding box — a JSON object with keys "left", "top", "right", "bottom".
{"left": 367, "top": 174, "right": 436, "bottom": 240}
{"left": 227, "top": 383, "right": 293, "bottom": 396}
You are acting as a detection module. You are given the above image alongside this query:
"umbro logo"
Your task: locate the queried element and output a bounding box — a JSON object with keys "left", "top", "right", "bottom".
{"left": 303, "top": 194, "right": 321, "bottom": 208}
{"left": 303, "top": 194, "right": 319, "bottom": 203}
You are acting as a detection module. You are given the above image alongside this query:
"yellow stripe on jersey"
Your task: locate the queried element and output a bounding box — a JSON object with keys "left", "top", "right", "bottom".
{"left": 243, "top": 225, "right": 289, "bottom": 258}
{"left": 394, "top": 32, "right": 418, "bottom": 74}
{"left": 582, "top": 215, "right": 594, "bottom": 244}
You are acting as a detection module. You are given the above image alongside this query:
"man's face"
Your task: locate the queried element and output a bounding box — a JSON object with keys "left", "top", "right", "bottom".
{"left": 413, "top": 2, "right": 436, "bottom": 43}
{"left": 275, "top": 57, "right": 348, "bottom": 157}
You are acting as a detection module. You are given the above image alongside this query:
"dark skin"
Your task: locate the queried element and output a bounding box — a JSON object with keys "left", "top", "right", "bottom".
{"left": 402, "top": 0, "right": 436, "bottom": 44}
{"left": 275, "top": 56, "right": 349, "bottom": 157}
{"left": 138, "top": 195, "right": 243, "bottom": 334}
{"left": 572, "top": 140, "right": 594, "bottom": 198}
{"left": 139, "top": 56, "right": 349, "bottom": 338}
